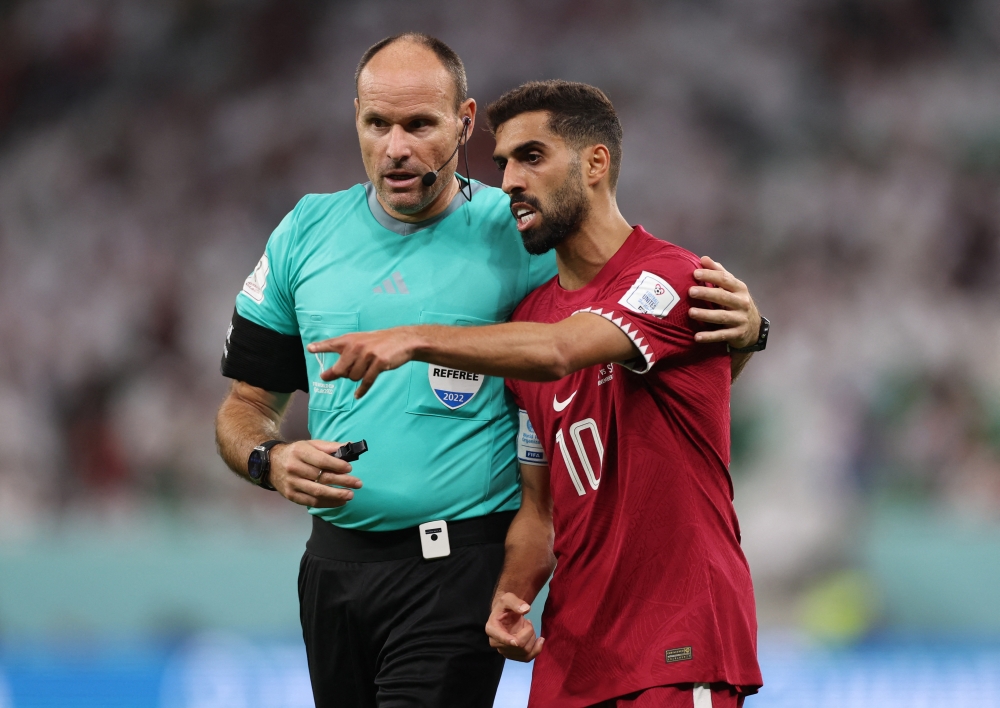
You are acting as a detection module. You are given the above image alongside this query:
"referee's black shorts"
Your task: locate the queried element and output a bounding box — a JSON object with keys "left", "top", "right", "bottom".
{"left": 298, "top": 511, "right": 514, "bottom": 708}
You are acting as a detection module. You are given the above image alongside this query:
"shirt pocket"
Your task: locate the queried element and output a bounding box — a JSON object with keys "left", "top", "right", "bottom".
{"left": 405, "top": 311, "right": 500, "bottom": 421}
{"left": 297, "top": 311, "right": 360, "bottom": 412}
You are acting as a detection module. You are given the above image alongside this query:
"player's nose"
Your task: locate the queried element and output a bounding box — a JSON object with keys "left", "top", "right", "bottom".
{"left": 501, "top": 164, "right": 526, "bottom": 195}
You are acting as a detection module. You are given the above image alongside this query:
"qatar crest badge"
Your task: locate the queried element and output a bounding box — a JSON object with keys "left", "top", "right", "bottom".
{"left": 428, "top": 365, "right": 484, "bottom": 410}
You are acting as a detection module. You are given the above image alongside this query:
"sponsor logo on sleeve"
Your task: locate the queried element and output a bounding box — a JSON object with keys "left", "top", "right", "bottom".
{"left": 428, "top": 366, "right": 485, "bottom": 410}
{"left": 618, "top": 271, "right": 679, "bottom": 318}
{"left": 241, "top": 254, "right": 269, "bottom": 303}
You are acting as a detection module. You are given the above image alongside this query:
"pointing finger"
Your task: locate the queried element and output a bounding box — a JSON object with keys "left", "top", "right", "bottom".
{"left": 308, "top": 337, "right": 347, "bottom": 354}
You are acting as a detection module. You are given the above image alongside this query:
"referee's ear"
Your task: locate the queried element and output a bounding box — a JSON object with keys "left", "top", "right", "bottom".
{"left": 459, "top": 98, "right": 477, "bottom": 144}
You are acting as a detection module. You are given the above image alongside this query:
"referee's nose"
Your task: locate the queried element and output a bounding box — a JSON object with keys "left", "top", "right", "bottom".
{"left": 385, "top": 124, "right": 413, "bottom": 164}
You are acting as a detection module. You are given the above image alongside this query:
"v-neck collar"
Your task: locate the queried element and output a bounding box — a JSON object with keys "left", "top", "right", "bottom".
{"left": 364, "top": 176, "right": 486, "bottom": 236}
{"left": 552, "top": 226, "right": 649, "bottom": 304}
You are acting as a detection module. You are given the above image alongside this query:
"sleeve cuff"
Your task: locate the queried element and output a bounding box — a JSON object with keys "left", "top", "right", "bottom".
{"left": 573, "top": 307, "right": 656, "bottom": 374}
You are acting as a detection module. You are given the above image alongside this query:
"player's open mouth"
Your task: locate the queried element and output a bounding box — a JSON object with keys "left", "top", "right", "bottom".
{"left": 384, "top": 171, "right": 420, "bottom": 188}
{"left": 511, "top": 203, "right": 538, "bottom": 231}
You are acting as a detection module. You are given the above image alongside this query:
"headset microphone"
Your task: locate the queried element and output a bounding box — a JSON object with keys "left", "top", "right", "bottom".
{"left": 421, "top": 116, "right": 473, "bottom": 200}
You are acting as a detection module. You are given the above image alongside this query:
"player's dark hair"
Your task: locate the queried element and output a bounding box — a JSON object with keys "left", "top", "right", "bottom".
{"left": 487, "top": 80, "right": 623, "bottom": 190}
{"left": 355, "top": 33, "right": 468, "bottom": 111}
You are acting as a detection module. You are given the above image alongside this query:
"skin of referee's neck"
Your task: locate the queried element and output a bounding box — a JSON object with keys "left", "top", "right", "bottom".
{"left": 354, "top": 39, "right": 476, "bottom": 224}
{"left": 494, "top": 110, "right": 634, "bottom": 291}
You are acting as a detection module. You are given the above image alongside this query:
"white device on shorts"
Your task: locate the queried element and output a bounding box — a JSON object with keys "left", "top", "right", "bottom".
{"left": 418, "top": 520, "right": 451, "bottom": 559}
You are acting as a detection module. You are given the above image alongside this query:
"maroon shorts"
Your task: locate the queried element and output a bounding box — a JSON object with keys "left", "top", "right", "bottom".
{"left": 592, "top": 683, "right": 747, "bottom": 708}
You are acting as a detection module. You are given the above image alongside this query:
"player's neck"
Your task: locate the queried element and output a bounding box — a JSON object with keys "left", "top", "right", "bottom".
{"left": 376, "top": 174, "right": 461, "bottom": 224}
{"left": 554, "top": 197, "right": 633, "bottom": 291}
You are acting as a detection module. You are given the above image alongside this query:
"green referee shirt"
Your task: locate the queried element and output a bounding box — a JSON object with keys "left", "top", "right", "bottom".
{"left": 234, "top": 178, "right": 556, "bottom": 531}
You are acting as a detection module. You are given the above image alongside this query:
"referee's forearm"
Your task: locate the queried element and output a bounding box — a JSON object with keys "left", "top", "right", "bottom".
{"left": 215, "top": 381, "right": 288, "bottom": 479}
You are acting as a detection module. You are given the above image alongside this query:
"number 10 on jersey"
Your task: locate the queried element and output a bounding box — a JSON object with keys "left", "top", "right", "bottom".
{"left": 555, "top": 418, "right": 604, "bottom": 496}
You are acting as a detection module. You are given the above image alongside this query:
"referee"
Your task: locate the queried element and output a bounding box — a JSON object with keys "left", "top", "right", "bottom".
{"left": 215, "top": 34, "right": 762, "bottom": 708}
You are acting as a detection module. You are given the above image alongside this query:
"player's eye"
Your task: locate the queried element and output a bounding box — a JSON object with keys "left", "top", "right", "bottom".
{"left": 370, "top": 118, "right": 387, "bottom": 129}
{"left": 526, "top": 152, "right": 542, "bottom": 164}
{"left": 495, "top": 160, "right": 507, "bottom": 172}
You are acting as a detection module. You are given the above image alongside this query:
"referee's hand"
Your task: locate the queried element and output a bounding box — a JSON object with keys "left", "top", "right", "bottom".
{"left": 269, "top": 440, "right": 363, "bottom": 508}
{"left": 486, "top": 592, "right": 545, "bottom": 662}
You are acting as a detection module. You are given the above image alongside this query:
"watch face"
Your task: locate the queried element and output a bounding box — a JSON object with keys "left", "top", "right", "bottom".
{"left": 248, "top": 449, "right": 264, "bottom": 481}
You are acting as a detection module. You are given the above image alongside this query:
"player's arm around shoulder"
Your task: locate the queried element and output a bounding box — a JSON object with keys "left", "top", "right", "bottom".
{"left": 215, "top": 381, "right": 362, "bottom": 508}
{"left": 486, "top": 462, "right": 554, "bottom": 662}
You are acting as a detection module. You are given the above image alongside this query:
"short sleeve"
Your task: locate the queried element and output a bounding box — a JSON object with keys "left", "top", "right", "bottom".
{"left": 574, "top": 251, "right": 709, "bottom": 374}
{"left": 221, "top": 202, "right": 308, "bottom": 392}
{"left": 234, "top": 205, "right": 300, "bottom": 335}
{"left": 505, "top": 378, "right": 525, "bottom": 410}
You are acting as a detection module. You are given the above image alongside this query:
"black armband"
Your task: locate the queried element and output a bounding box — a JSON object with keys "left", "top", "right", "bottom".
{"left": 221, "top": 309, "right": 308, "bottom": 393}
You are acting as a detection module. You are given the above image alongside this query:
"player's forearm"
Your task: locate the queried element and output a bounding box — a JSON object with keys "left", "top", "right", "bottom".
{"left": 215, "top": 382, "right": 289, "bottom": 479}
{"left": 412, "top": 322, "right": 573, "bottom": 381}
{"left": 730, "top": 351, "right": 753, "bottom": 382}
{"left": 494, "top": 504, "right": 556, "bottom": 605}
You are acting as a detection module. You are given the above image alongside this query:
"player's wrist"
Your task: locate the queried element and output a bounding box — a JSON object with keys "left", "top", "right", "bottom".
{"left": 407, "top": 325, "right": 437, "bottom": 361}
{"left": 730, "top": 315, "right": 769, "bottom": 353}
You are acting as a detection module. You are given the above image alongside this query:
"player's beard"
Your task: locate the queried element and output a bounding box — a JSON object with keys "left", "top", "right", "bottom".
{"left": 516, "top": 159, "right": 590, "bottom": 255}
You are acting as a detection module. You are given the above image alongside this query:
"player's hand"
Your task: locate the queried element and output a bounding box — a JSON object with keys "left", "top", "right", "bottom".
{"left": 688, "top": 256, "right": 761, "bottom": 348}
{"left": 485, "top": 592, "right": 545, "bottom": 662}
{"left": 308, "top": 328, "right": 418, "bottom": 399}
{"left": 269, "top": 440, "right": 363, "bottom": 507}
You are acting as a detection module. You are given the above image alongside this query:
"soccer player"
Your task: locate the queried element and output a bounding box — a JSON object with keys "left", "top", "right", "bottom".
{"left": 309, "top": 80, "right": 764, "bottom": 707}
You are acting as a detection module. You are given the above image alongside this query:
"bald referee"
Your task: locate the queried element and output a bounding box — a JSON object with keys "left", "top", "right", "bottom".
{"left": 215, "top": 33, "right": 763, "bottom": 708}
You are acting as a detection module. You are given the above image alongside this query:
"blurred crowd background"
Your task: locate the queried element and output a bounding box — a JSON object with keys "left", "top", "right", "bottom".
{"left": 2, "top": 0, "right": 1000, "bottom": 704}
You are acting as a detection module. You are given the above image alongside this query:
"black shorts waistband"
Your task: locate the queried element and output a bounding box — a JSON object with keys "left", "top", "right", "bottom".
{"left": 306, "top": 510, "right": 516, "bottom": 562}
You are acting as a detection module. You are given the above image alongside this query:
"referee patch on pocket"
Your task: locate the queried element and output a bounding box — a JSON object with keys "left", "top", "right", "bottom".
{"left": 664, "top": 646, "right": 693, "bottom": 663}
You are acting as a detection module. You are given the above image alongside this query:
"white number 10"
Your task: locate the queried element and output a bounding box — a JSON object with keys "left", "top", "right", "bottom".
{"left": 554, "top": 418, "right": 604, "bottom": 496}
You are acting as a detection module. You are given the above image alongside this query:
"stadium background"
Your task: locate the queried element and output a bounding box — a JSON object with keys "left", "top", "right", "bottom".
{"left": 1, "top": 0, "right": 1000, "bottom": 705}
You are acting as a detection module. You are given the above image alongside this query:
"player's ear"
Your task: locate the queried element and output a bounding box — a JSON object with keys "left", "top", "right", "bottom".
{"left": 584, "top": 144, "right": 611, "bottom": 188}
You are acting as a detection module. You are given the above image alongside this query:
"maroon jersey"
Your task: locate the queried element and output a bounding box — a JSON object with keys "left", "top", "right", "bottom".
{"left": 507, "top": 226, "right": 761, "bottom": 707}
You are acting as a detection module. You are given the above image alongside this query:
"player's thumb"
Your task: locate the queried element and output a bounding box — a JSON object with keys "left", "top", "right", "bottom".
{"left": 501, "top": 592, "right": 530, "bottom": 614}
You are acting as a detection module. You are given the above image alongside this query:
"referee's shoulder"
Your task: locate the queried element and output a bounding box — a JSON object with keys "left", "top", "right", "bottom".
{"left": 468, "top": 182, "right": 509, "bottom": 211}
{"left": 292, "top": 185, "right": 366, "bottom": 220}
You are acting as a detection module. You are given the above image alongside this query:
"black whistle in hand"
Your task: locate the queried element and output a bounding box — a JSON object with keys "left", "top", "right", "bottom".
{"left": 332, "top": 440, "right": 368, "bottom": 463}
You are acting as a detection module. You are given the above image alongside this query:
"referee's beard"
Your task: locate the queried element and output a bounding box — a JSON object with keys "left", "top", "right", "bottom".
{"left": 374, "top": 161, "right": 454, "bottom": 218}
{"left": 515, "top": 159, "right": 590, "bottom": 256}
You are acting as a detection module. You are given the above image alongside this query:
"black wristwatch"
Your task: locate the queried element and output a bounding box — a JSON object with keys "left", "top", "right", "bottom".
{"left": 730, "top": 316, "right": 769, "bottom": 353}
{"left": 247, "top": 439, "right": 284, "bottom": 491}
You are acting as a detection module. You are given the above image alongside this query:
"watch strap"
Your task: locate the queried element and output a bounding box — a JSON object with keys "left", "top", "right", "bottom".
{"left": 251, "top": 439, "right": 285, "bottom": 491}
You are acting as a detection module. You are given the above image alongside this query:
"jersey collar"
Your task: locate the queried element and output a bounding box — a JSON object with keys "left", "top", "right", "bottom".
{"left": 364, "top": 176, "right": 486, "bottom": 236}
{"left": 552, "top": 225, "right": 650, "bottom": 303}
